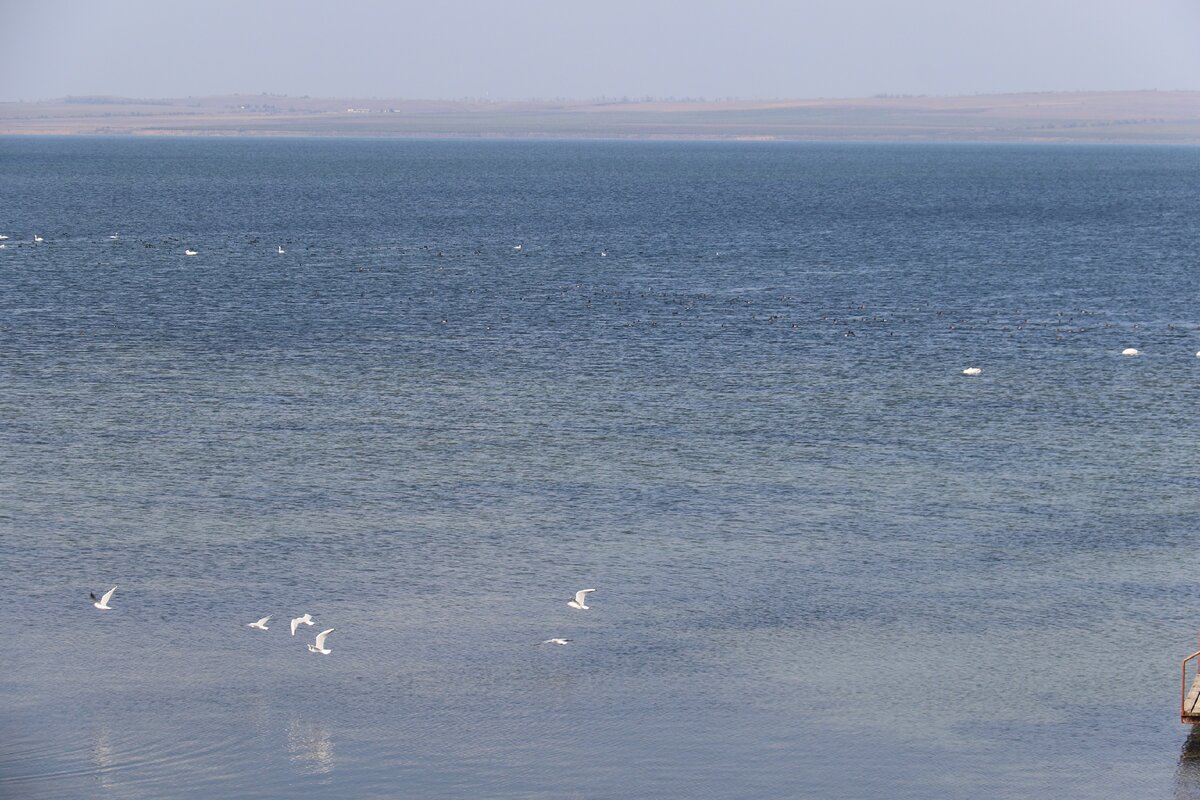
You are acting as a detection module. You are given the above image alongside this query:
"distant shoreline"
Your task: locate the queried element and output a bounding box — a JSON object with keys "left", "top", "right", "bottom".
{"left": 2, "top": 90, "right": 1199, "bottom": 144}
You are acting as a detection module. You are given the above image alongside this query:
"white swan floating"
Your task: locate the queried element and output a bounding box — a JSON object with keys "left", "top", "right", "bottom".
{"left": 1121, "top": 348, "right": 1139, "bottom": 356}
{"left": 184, "top": 249, "right": 198, "bottom": 256}
{"left": 961, "top": 367, "right": 982, "bottom": 376}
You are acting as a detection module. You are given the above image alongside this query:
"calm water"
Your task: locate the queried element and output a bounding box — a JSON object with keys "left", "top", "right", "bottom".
{"left": 2, "top": 137, "right": 1200, "bottom": 799}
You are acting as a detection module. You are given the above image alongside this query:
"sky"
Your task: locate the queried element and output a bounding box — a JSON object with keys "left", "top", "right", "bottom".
{"left": 1, "top": 0, "right": 1198, "bottom": 102}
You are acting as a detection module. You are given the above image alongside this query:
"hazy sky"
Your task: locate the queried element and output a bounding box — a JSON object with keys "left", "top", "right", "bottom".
{"left": 2, "top": 0, "right": 1198, "bottom": 101}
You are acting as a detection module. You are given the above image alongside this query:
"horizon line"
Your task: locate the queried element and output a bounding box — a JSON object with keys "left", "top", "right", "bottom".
{"left": 3, "top": 87, "right": 1198, "bottom": 105}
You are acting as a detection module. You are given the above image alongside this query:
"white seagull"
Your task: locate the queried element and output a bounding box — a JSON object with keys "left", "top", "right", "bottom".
{"left": 542, "top": 638, "right": 572, "bottom": 646}
{"left": 0, "top": 234, "right": 9, "bottom": 240}
{"left": 91, "top": 586, "right": 117, "bottom": 610}
{"left": 33, "top": 234, "right": 44, "bottom": 243}
{"left": 961, "top": 367, "right": 982, "bottom": 376}
{"left": 1121, "top": 348, "right": 1139, "bottom": 356}
{"left": 308, "top": 628, "right": 335, "bottom": 655}
{"left": 277, "top": 245, "right": 285, "bottom": 254}
{"left": 513, "top": 244, "right": 522, "bottom": 251}
{"left": 600, "top": 250, "right": 607, "bottom": 257}
{"left": 291, "top": 613, "right": 315, "bottom": 636}
{"left": 109, "top": 234, "right": 120, "bottom": 240}
{"left": 247, "top": 615, "right": 271, "bottom": 631}
{"left": 567, "top": 589, "right": 596, "bottom": 610}
{"left": 184, "top": 249, "right": 198, "bottom": 256}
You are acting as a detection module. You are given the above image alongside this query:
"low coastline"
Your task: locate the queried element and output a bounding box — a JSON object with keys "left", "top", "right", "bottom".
{"left": 2, "top": 90, "right": 1198, "bottom": 143}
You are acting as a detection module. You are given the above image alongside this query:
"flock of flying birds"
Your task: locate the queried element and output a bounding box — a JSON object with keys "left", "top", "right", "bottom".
{"left": 88, "top": 586, "right": 598, "bottom": 654}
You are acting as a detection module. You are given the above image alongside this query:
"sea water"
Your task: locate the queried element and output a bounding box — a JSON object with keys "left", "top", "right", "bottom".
{"left": 1, "top": 137, "right": 1200, "bottom": 799}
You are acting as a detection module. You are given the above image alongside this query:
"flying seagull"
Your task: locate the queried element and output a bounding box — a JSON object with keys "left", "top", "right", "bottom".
{"left": 567, "top": 589, "right": 596, "bottom": 610}
{"left": 91, "top": 586, "right": 117, "bottom": 610}
{"left": 542, "top": 638, "right": 572, "bottom": 646}
{"left": 247, "top": 615, "right": 271, "bottom": 631}
{"left": 308, "top": 628, "right": 335, "bottom": 655}
{"left": 291, "top": 613, "right": 315, "bottom": 636}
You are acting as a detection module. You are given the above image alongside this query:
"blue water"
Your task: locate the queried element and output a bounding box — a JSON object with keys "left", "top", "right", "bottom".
{"left": 2, "top": 137, "right": 1200, "bottom": 799}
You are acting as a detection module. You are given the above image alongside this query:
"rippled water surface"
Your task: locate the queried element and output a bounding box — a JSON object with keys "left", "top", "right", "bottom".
{"left": 2, "top": 137, "right": 1200, "bottom": 799}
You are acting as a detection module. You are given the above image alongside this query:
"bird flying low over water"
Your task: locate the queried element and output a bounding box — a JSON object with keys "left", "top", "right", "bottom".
{"left": 91, "top": 586, "right": 117, "bottom": 610}
{"left": 247, "top": 616, "right": 271, "bottom": 631}
{"left": 542, "top": 638, "right": 572, "bottom": 645}
{"left": 308, "top": 628, "right": 334, "bottom": 655}
{"left": 567, "top": 589, "right": 596, "bottom": 610}
{"left": 291, "top": 613, "right": 315, "bottom": 636}
{"left": 277, "top": 245, "right": 285, "bottom": 254}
